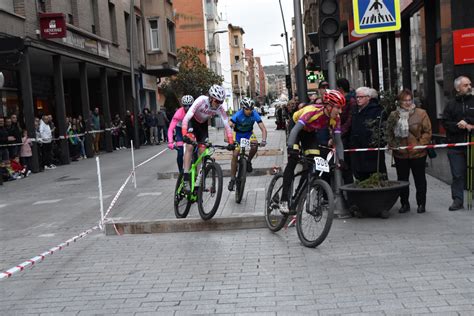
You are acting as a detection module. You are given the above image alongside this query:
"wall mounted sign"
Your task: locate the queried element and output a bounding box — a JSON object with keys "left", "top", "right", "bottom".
{"left": 39, "top": 13, "right": 66, "bottom": 38}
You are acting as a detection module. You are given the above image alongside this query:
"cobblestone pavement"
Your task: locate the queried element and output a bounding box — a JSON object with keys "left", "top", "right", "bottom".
{"left": 1, "top": 118, "right": 473, "bottom": 315}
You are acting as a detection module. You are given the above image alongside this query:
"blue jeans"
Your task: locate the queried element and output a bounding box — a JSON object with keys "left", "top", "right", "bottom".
{"left": 447, "top": 148, "right": 466, "bottom": 204}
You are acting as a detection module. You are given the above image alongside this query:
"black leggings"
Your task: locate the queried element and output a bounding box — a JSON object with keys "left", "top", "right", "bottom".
{"left": 394, "top": 155, "right": 427, "bottom": 207}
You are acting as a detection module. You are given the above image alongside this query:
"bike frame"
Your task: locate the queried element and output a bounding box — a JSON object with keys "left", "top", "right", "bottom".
{"left": 189, "top": 147, "right": 211, "bottom": 193}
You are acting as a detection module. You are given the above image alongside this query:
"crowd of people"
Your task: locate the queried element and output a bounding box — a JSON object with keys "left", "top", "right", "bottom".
{"left": 276, "top": 75, "right": 472, "bottom": 214}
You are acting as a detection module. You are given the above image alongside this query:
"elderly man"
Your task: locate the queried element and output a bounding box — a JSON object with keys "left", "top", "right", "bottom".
{"left": 349, "top": 87, "right": 386, "bottom": 181}
{"left": 442, "top": 75, "right": 474, "bottom": 211}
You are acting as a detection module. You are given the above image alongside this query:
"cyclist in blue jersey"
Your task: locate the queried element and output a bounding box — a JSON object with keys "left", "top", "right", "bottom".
{"left": 228, "top": 98, "right": 268, "bottom": 191}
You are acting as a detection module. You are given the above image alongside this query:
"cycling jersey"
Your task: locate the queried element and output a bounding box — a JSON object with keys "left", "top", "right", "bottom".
{"left": 182, "top": 95, "right": 233, "bottom": 143}
{"left": 167, "top": 107, "right": 186, "bottom": 144}
{"left": 230, "top": 109, "right": 262, "bottom": 133}
{"left": 293, "top": 105, "right": 341, "bottom": 133}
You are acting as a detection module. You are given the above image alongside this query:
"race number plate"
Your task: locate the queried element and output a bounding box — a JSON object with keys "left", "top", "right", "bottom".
{"left": 314, "top": 157, "right": 330, "bottom": 173}
{"left": 240, "top": 138, "right": 251, "bottom": 150}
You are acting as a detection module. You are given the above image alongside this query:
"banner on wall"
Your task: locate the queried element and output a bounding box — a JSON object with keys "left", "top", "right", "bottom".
{"left": 453, "top": 28, "right": 474, "bottom": 65}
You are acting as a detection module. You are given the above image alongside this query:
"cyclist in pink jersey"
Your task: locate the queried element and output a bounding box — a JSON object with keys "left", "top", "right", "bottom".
{"left": 168, "top": 95, "right": 194, "bottom": 173}
{"left": 181, "top": 84, "right": 234, "bottom": 190}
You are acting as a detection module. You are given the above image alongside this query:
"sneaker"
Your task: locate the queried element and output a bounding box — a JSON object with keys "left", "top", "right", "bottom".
{"left": 50, "top": 164, "right": 57, "bottom": 169}
{"left": 279, "top": 201, "right": 290, "bottom": 214}
{"left": 26, "top": 170, "right": 32, "bottom": 177}
{"left": 228, "top": 179, "right": 235, "bottom": 191}
{"left": 183, "top": 180, "right": 191, "bottom": 193}
{"left": 44, "top": 165, "right": 52, "bottom": 170}
{"left": 246, "top": 160, "right": 253, "bottom": 173}
{"left": 449, "top": 201, "right": 463, "bottom": 211}
{"left": 398, "top": 204, "right": 410, "bottom": 213}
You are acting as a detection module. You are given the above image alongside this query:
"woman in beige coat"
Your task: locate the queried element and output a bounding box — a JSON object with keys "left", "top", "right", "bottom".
{"left": 387, "top": 89, "right": 432, "bottom": 214}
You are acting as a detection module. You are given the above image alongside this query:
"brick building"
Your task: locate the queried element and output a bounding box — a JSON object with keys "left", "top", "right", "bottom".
{"left": 0, "top": 0, "right": 177, "bottom": 172}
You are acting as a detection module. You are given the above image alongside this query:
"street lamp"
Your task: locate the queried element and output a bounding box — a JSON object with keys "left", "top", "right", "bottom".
{"left": 270, "top": 44, "right": 286, "bottom": 64}
{"left": 277, "top": 0, "right": 293, "bottom": 99}
{"left": 211, "top": 30, "right": 228, "bottom": 53}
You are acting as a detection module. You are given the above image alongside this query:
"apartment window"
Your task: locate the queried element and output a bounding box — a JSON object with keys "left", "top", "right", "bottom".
{"left": 233, "top": 35, "right": 238, "bottom": 46}
{"left": 90, "top": 0, "right": 98, "bottom": 34}
{"left": 35, "top": 0, "right": 46, "bottom": 12}
{"left": 234, "top": 74, "right": 238, "bottom": 85}
{"left": 149, "top": 19, "right": 160, "bottom": 51}
{"left": 234, "top": 56, "right": 239, "bottom": 62}
{"left": 167, "top": 19, "right": 176, "bottom": 53}
{"left": 108, "top": 2, "right": 117, "bottom": 44}
{"left": 68, "top": 13, "right": 74, "bottom": 24}
{"left": 124, "top": 12, "right": 130, "bottom": 49}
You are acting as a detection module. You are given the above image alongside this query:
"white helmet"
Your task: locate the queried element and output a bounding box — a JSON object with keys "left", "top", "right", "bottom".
{"left": 240, "top": 97, "right": 255, "bottom": 110}
{"left": 181, "top": 95, "right": 194, "bottom": 107}
{"left": 208, "top": 84, "right": 225, "bottom": 102}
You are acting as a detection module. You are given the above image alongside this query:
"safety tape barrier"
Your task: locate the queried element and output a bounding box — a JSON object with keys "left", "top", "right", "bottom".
{"left": 0, "top": 146, "right": 170, "bottom": 280}
{"left": 0, "top": 225, "right": 100, "bottom": 280}
{"left": 344, "top": 141, "right": 474, "bottom": 153}
{"left": 0, "top": 128, "right": 119, "bottom": 148}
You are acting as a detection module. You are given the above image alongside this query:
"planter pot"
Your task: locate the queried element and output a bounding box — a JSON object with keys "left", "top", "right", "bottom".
{"left": 340, "top": 181, "right": 409, "bottom": 218}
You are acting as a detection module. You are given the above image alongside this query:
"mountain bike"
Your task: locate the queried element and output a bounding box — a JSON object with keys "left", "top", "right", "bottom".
{"left": 265, "top": 150, "right": 335, "bottom": 248}
{"left": 174, "top": 142, "right": 231, "bottom": 220}
{"left": 234, "top": 138, "right": 260, "bottom": 204}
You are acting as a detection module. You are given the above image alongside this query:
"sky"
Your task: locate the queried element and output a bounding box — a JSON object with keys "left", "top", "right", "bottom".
{"left": 217, "top": 0, "right": 295, "bottom": 67}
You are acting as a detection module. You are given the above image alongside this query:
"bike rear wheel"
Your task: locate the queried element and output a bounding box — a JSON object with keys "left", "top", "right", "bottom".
{"left": 174, "top": 173, "right": 192, "bottom": 218}
{"left": 264, "top": 173, "right": 288, "bottom": 232}
{"left": 296, "top": 179, "right": 334, "bottom": 248}
{"left": 198, "top": 162, "right": 223, "bottom": 220}
{"left": 235, "top": 157, "right": 247, "bottom": 204}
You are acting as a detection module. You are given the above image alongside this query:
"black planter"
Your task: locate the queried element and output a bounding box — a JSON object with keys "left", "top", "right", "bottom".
{"left": 340, "top": 181, "right": 409, "bottom": 218}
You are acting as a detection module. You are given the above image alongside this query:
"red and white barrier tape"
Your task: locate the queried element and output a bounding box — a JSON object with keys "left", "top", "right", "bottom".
{"left": 0, "top": 128, "right": 119, "bottom": 148}
{"left": 344, "top": 141, "right": 474, "bottom": 153}
{"left": 0, "top": 147, "right": 170, "bottom": 280}
{"left": 0, "top": 225, "right": 100, "bottom": 280}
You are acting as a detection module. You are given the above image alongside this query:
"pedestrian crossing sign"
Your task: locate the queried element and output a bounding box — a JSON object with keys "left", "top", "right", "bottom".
{"left": 353, "top": 0, "right": 401, "bottom": 34}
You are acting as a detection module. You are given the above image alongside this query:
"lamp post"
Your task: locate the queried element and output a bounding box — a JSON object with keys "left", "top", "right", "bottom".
{"left": 271, "top": 44, "right": 286, "bottom": 64}
{"left": 278, "top": 0, "right": 293, "bottom": 99}
{"left": 211, "top": 30, "right": 228, "bottom": 53}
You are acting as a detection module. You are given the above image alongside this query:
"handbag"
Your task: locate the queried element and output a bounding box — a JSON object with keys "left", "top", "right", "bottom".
{"left": 427, "top": 146, "right": 437, "bottom": 159}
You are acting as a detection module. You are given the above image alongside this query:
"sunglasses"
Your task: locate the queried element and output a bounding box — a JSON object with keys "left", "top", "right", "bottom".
{"left": 211, "top": 98, "right": 223, "bottom": 105}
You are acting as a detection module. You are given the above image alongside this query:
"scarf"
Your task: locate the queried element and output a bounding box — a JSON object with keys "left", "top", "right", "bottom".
{"left": 394, "top": 104, "right": 415, "bottom": 138}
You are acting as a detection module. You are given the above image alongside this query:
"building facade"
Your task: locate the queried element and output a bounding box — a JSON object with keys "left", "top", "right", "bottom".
{"left": 0, "top": 0, "right": 177, "bottom": 171}
{"left": 228, "top": 23, "right": 247, "bottom": 110}
{"left": 173, "top": 0, "right": 222, "bottom": 75}
{"left": 255, "top": 56, "right": 266, "bottom": 105}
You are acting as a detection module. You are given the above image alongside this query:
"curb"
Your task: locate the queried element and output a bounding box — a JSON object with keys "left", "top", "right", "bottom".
{"left": 105, "top": 215, "right": 267, "bottom": 235}
{"left": 157, "top": 167, "right": 282, "bottom": 179}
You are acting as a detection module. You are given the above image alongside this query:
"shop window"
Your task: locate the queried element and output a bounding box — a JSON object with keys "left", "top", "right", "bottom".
{"left": 149, "top": 19, "right": 160, "bottom": 51}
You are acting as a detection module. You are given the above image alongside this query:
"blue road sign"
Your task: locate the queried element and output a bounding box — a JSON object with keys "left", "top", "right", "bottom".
{"left": 353, "top": 0, "right": 401, "bottom": 34}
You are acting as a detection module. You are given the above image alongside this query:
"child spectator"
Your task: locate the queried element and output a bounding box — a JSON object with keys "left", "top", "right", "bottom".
{"left": 20, "top": 129, "right": 32, "bottom": 172}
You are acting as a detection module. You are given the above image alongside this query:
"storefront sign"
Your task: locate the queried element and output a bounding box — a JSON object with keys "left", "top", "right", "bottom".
{"left": 61, "top": 30, "right": 109, "bottom": 59}
{"left": 353, "top": 0, "right": 401, "bottom": 34}
{"left": 348, "top": 19, "right": 368, "bottom": 43}
{"left": 142, "top": 73, "right": 157, "bottom": 90}
{"left": 453, "top": 28, "right": 474, "bottom": 65}
{"left": 39, "top": 13, "right": 66, "bottom": 38}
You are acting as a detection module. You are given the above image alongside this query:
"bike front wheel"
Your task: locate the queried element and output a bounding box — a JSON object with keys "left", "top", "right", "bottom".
{"left": 296, "top": 179, "right": 334, "bottom": 248}
{"left": 197, "top": 162, "right": 223, "bottom": 220}
{"left": 264, "top": 173, "right": 288, "bottom": 232}
{"left": 235, "top": 157, "right": 247, "bottom": 204}
{"left": 174, "top": 173, "right": 192, "bottom": 218}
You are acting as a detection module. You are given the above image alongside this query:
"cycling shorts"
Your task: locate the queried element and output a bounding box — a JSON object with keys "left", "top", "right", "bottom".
{"left": 187, "top": 118, "right": 208, "bottom": 143}
{"left": 290, "top": 130, "right": 321, "bottom": 156}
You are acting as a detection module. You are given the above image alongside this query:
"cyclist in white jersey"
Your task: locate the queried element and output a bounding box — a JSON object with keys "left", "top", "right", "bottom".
{"left": 181, "top": 84, "right": 234, "bottom": 190}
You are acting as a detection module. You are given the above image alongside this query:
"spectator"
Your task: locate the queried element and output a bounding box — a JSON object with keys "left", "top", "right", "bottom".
{"left": 1, "top": 117, "right": 16, "bottom": 184}
{"left": 387, "top": 89, "right": 432, "bottom": 214}
{"left": 149, "top": 110, "right": 158, "bottom": 145}
{"left": 336, "top": 78, "right": 357, "bottom": 184}
{"left": 91, "top": 107, "right": 101, "bottom": 154}
{"left": 20, "top": 129, "right": 32, "bottom": 172}
{"left": 68, "top": 124, "right": 81, "bottom": 161}
{"left": 349, "top": 87, "right": 386, "bottom": 181}
{"left": 39, "top": 114, "right": 55, "bottom": 170}
{"left": 442, "top": 75, "right": 474, "bottom": 211}
{"left": 156, "top": 108, "right": 169, "bottom": 144}
{"left": 125, "top": 110, "right": 134, "bottom": 147}
{"left": 112, "top": 114, "right": 121, "bottom": 150}
{"left": 9, "top": 114, "right": 22, "bottom": 158}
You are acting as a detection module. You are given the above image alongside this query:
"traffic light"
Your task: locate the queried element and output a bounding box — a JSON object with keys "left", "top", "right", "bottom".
{"left": 307, "top": 71, "right": 317, "bottom": 83}
{"left": 319, "top": 0, "right": 340, "bottom": 38}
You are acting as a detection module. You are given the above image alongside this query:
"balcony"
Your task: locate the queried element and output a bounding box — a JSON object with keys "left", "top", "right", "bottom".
{"left": 231, "top": 62, "right": 245, "bottom": 72}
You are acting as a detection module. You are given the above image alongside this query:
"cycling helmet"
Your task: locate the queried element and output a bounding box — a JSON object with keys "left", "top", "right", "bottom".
{"left": 208, "top": 84, "right": 226, "bottom": 102}
{"left": 240, "top": 97, "right": 255, "bottom": 110}
{"left": 323, "top": 89, "right": 346, "bottom": 109}
{"left": 181, "top": 95, "right": 194, "bottom": 107}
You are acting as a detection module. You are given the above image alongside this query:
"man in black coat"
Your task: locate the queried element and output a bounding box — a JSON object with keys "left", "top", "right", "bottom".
{"left": 442, "top": 75, "right": 473, "bottom": 211}
{"left": 349, "top": 87, "right": 387, "bottom": 181}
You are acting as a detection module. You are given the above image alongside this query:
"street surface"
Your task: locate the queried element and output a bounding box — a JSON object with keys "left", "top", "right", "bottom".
{"left": 0, "top": 118, "right": 473, "bottom": 315}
